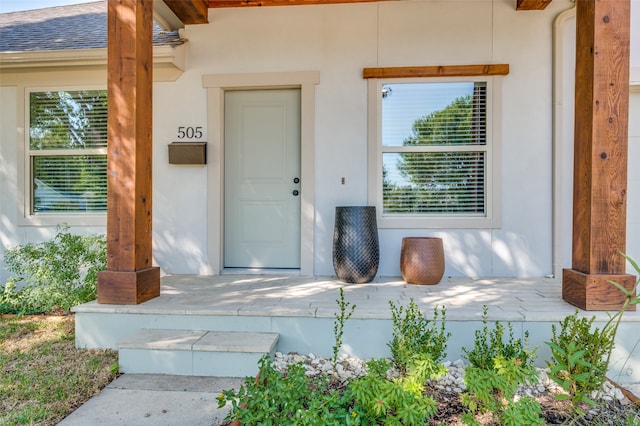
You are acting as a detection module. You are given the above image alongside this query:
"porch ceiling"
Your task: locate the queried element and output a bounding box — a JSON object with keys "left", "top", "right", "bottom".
{"left": 160, "top": 0, "right": 553, "bottom": 27}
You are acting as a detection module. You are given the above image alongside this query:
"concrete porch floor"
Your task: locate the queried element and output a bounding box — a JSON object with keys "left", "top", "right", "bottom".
{"left": 72, "top": 274, "right": 640, "bottom": 384}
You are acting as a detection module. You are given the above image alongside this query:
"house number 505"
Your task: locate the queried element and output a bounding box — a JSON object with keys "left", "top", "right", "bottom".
{"left": 177, "top": 126, "right": 203, "bottom": 139}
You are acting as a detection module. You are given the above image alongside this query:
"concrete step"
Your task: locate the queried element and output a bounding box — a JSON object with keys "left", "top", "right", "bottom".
{"left": 117, "top": 329, "right": 279, "bottom": 377}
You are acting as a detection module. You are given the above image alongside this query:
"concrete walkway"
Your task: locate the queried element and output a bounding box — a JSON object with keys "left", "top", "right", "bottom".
{"left": 58, "top": 374, "right": 243, "bottom": 426}
{"left": 57, "top": 372, "right": 639, "bottom": 426}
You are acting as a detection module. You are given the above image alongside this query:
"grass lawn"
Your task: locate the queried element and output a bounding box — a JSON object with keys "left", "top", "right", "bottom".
{"left": 0, "top": 315, "right": 118, "bottom": 426}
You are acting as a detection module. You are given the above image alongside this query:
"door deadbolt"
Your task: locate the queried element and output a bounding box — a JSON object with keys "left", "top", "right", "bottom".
{"left": 293, "top": 177, "right": 300, "bottom": 184}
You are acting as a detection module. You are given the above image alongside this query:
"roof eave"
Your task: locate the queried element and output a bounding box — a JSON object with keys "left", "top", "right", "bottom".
{"left": 0, "top": 44, "right": 185, "bottom": 81}
{"left": 154, "top": 0, "right": 185, "bottom": 30}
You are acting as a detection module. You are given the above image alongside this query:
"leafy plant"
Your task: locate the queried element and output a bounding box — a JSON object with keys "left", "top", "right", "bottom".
{"left": 217, "top": 259, "right": 640, "bottom": 425}
{"left": 546, "top": 312, "right": 613, "bottom": 409}
{"left": 388, "top": 299, "right": 450, "bottom": 374}
{"left": 219, "top": 354, "right": 442, "bottom": 425}
{"left": 500, "top": 395, "right": 544, "bottom": 426}
{"left": 1, "top": 226, "right": 106, "bottom": 314}
{"left": 346, "top": 357, "right": 439, "bottom": 425}
{"left": 219, "top": 293, "right": 448, "bottom": 425}
{"left": 218, "top": 356, "right": 352, "bottom": 425}
{"left": 461, "top": 306, "right": 541, "bottom": 425}
{"left": 219, "top": 289, "right": 360, "bottom": 425}
{"left": 463, "top": 305, "right": 535, "bottom": 370}
{"left": 340, "top": 300, "right": 452, "bottom": 425}
{"left": 546, "top": 253, "right": 640, "bottom": 414}
{"left": 332, "top": 287, "right": 356, "bottom": 366}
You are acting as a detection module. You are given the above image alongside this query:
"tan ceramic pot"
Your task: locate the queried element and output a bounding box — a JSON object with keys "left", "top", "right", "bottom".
{"left": 400, "top": 237, "right": 445, "bottom": 285}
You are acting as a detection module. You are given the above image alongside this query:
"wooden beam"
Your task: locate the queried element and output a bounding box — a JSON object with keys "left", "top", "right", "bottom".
{"left": 98, "top": 0, "right": 160, "bottom": 305}
{"left": 363, "top": 64, "right": 509, "bottom": 79}
{"left": 562, "top": 0, "right": 635, "bottom": 311}
{"left": 163, "top": 0, "right": 209, "bottom": 24}
{"left": 209, "top": 0, "right": 396, "bottom": 7}
{"left": 516, "top": 0, "right": 552, "bottom": 10}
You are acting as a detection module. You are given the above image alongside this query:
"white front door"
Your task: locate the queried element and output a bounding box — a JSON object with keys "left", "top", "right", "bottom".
{"left": 224, "top": 89, "right": 301, "bottom": 269}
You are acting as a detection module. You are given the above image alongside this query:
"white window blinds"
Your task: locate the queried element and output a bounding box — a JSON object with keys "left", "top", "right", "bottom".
{"left": 29, "top": 90, "right": 108, "bottom": 213}
{"left": 381, "top": 81, "right": 488, "bottom": 215}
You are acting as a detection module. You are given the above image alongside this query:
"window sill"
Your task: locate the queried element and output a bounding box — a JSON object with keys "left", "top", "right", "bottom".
{"left": 19, "top": 213, "right": 107, "bottom": 227}
{"left": 377, "top": 214, "right": 501, "bottom": 229}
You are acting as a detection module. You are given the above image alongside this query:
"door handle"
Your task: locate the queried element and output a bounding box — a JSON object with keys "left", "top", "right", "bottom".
{"left": 292, "top": 190, "right": 299, "bottom": 196}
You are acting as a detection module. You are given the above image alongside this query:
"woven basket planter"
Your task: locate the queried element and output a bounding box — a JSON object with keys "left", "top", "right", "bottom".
{"left": 400, "top": 237, "right": 444, "bottom": 285}
{"left": 332, "top": 206, "right": 379, "bottom": 283}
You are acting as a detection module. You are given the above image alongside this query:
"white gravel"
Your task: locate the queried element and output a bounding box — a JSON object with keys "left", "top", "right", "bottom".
{"left": 272, "top": 352, "right": 628, "bottom": 403}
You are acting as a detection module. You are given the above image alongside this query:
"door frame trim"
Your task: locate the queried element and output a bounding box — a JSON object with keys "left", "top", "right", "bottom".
{"left": 203, "top": 71, "right": 320, "bottom": 275}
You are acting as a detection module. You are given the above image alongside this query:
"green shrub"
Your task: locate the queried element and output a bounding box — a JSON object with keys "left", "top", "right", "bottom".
{"left": 500, "top": 394, "right": 544, "bottom": 426}
{"left": 1, "top": 226, "right": 106, "bottom": 314}
{"left": 462, "top": 306, "right": 535, "bottom": 370}
{"left": 218, "top": 258, "right": 640, "bottom": 425}
{"left": 219, "top": 293, "right": 447, "bottom": 425}
{"left": 544, "top": 254, "right": 640, "bottom": 420}
{"left": 461, "top": 306, "right": 542, "bottom": 425}
{"left": 546, "top": 311, "right": 614, "bottom": 409}
{"left": 346, "top": 358, "right": 438, "bottom": 425}
{"left": 387, "top": 299, "right": 450, "bottom": 374}
{"left": 218, "top": 356, "right": 352, "bottom": 425}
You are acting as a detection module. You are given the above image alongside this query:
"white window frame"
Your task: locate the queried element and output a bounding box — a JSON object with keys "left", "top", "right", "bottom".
{"left": 367, "top": 76, "right": 502, "bottom": 229}
{"left": 19, "top": 85, "right": 107, "bottom": 226}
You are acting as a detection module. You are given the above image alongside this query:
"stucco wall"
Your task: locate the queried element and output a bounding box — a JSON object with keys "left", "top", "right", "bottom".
{"left": 159, "top": 0, "right": 572, "bottom": 277}
{"left": 1, "top": 0, "right": 638, "bottom": 281}
{"left": 0, "top": 71, "right": 109, "bottom": 283}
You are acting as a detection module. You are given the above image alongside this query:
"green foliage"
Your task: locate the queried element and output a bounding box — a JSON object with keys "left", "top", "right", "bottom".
{"left": 219, "top": 355, "right": 442, "bottom": 426}
{"left": 1, "top": 226, "right": 106, "bottom": 314}
{"left": 545, "top": 313, "right": 612, "bottom": 409}
{"left": 219, "top": 294, "right": 449, "bottom": 425}
{"left": 500, "top": 396, "right": 544, "bottom": 426}
{"left": 461, "top": 306, "right": 541, "bottom": 425}
{"left": 217, "top": 260, "right": 640, "bottom": 426}
{"left": 29, "top": 90, "right": 108, "bottom": 151}
{"left": 546, "top": 254, "right": 640, "bottom": 414}
{"left": 332, "top": 288, "right": 356, "bottom": 366}
{"left": 462, "top": 356, "right": 541, "bottom": 424}
{"left": 463, "top": 306, "right": 535, "bottom": 370}
{"left": 387, "top": 299, "right": 450, "bottom": 374}
{"left": 218, "top": 356, "right": 352, "bottom": 425}
{"left": 345, "top": 358, "right": 438, "bottom": 425}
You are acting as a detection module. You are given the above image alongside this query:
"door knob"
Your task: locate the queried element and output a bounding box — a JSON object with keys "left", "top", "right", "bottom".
{"left": 292, "top": 190, "right": 299, "bottom": 196}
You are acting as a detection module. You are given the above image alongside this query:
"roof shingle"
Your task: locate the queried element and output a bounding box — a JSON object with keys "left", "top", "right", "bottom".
{"left": 0, "top": 1, "right": 183, "bottom": 53}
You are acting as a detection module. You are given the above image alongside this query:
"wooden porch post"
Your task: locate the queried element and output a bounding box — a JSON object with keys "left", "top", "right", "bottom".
{"left": 562, "top": 0, "right": 635, "bottom": 310}
{"left": 97, "top": 0, "right": 160, "bottom": 304}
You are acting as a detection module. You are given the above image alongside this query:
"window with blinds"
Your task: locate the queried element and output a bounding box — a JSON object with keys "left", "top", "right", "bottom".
{"left": 28, "top": 90, "right": 107, "bottom": 213}
{"left": 380, "top": 81, "right": 488, "bottom": 216}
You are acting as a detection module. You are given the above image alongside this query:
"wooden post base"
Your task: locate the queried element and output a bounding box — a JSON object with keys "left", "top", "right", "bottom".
{"left": 97, "top": 267, "right": 160, "bottom": 305}
{"left": 562, "top": 269, "right": 636, "bottom": 311}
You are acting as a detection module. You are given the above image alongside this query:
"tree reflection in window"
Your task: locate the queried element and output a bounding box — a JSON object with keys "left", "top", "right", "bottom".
{"left": 382, "top": 82, "right": 487, "bottom": 215}
{"left": 29, "top": 90, "right": 107, "bottom": 213}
